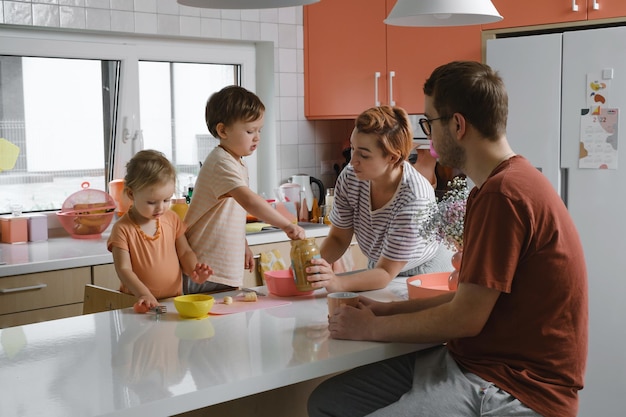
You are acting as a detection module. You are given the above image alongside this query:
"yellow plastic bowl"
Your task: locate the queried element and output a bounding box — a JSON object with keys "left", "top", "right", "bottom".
{"left": 173, "top": 294, "right": 214, "bottom": 318}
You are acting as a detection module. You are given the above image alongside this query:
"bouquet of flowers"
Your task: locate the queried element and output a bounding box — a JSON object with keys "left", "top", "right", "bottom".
{"left": 417, "top": 176, "right": 469, "bottom": 251}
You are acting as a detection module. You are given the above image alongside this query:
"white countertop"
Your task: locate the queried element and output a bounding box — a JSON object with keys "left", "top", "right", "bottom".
{"left": 0, "top": 223, "right": 329, "bottom": 277}
{"left": 0, "top": 287, "right": 433, "bottom": 417}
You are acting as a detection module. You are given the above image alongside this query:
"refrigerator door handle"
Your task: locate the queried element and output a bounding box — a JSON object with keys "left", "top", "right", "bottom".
{"left": 560, "top": 167, "right": 569, "bottom": 207}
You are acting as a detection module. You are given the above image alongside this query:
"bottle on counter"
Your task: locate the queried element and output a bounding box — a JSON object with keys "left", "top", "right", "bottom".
{"left": 185, "top": 176, "right": 195, "bottom": 204}
{"left": 290, "top": 238, "right": 320, "bottom": 292}
{"left": 323, "top": 188, "right": 334, "bottom": 225}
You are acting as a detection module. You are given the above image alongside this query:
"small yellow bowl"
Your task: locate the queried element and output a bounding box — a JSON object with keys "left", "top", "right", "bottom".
{"left": 173, "top": 294, "right": 214, "bottom": 318}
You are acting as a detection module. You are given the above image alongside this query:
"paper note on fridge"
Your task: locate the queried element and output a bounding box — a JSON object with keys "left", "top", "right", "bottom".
{"left": 579, "top": 107, "right": 619, "bottom": 169}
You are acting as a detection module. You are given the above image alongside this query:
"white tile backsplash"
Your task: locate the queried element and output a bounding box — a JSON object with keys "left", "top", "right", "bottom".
{"left": 157, "top": 13, "right": 179, "bottom": 35}
{"left": 4, "top": 2, "right": 32, "bottom": 25}
{"left": 278, "top": 7, "right": 295, "bottom": 24}
{"left": 277, "top": 22, "right": 296, "bottom": 48}
{"left": 156, "top": 0, "right": 179, "bottom": 15}
{"left": 279, "top": 72, "right": 297, "bottom": 96}
{"left": 59, "top": 0, "right": 85, "bottom": 6}
{"left": 298, "top": 143, "right": 317, "bottom": 168}
{"left": 258, "top": 8, "right": 278, "bottom": 23}
{"left": 220, "top": 18, "right": 241, "bottom": 39}
{"left": 111, "top": 9, "right": 134, "bottom": 32}
{"left": 200, "top": 17, "right": 220, "bottom": 38}
{"left": 33, "top": 3, "right": 59, "bottom": 27}
{"left": 279, "top": 121, "right": 298, "bottom": 145}
{"left": 278, "top": 47, "right": 296, "bottom": 73}
{"left": 86, "top": 0, "right": 109, "bottom": 9}
{"left": 60, "top": 5, "right": 85, "bottom": 28}
{"left": 220, "top": 9, "right": 240, "bottom": 21}
{"left": 133, "top": 0, "right": 156, "bottom": 13}
{"left": 241, "top": 19, "right": 260, "bottom": 41}
{"left": 179, "top": 15, "right": 201, "bottom": 37}
{"left": 259, "top": 21, "right": 278, "bottom": 43}
{"left": 134, "top": 10, "right": 156, "bottom": 33}
{"left": 240, "top": 9, "right": 259, "bottom": 22}
{"left": 1, "top": 0, "right": 350, "bottom": 186}
{"left": 279, "top": 96, "right": 298, "bottom": 121}
{"left": 111, "top": 0, "right": 133, "bottom": 12}
{"left": 85, "top": 6, "right": 109, "bottom": 30}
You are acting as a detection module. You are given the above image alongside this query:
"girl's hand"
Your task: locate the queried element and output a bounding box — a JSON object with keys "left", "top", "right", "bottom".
{"left": 133, "top": 295, "right": 159, "bottom": 313}
{"left": 189, "top": 263, "right": 213, "bottom": 284}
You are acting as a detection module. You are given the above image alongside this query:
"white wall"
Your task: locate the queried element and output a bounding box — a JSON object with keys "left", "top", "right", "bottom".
{"left": 0, "top": 0, "right": 351, "bottom": 191}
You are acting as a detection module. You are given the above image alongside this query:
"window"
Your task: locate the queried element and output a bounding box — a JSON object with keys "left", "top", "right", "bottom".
{"left": 0, "top": 28, "right": 256, "bottom": 215}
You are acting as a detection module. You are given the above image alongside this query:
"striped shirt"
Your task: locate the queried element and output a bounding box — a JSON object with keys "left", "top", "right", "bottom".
{"left": 330, "top": 161, "right": 439, "bottom": 272}
{"left": 184, "top": 146, "right": 248, "bottom": 287}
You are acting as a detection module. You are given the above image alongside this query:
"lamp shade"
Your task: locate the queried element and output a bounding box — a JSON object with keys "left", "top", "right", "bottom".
{"left": 384, "top": 0, "right": 503, "bottom": 27}
{"left": 177, "top": 0, "right": 319, "bottom": 8}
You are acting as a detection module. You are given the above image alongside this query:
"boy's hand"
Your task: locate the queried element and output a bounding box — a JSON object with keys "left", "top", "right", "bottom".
{"left": 244, "top": 246, "right": 255, "bottom": 272}
{"left": 283, "top": 223, "right": 306, "bottom": 240}
{"left": 189, "top": 263, "right": 213, "bottom": 284}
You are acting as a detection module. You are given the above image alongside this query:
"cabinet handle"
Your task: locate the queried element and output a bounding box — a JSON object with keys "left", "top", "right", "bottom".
{"left": 374, "top": 72, "right": 381, "bottom": 106}
{"left": 0, "top": 283, "right": 48, "bottom": 294}
{"left": 571, "top": 0, "right": 579, "bottom": 11}
{"left": 389, "top": 71, "right": 396, "bottom": 106}
{"left": 592, "top": 0, "right": 599, "bottom": 10}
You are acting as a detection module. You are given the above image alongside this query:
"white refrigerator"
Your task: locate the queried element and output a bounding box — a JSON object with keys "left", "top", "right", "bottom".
{"left": 487, "top": 26, "right": 626, "bottom": 416}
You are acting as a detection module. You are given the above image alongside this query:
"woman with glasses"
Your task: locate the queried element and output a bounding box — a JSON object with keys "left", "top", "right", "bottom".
{"left": 306, "top": 105, "right": 453, "bottom": 296}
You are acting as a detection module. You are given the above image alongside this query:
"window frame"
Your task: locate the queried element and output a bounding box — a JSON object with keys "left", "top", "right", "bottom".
{"left": 0, "top": 27, "right": 258, "bottom": 214}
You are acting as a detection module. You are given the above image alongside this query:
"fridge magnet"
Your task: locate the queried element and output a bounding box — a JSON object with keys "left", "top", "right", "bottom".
{"left": 578, "top": 108, "right": 619, "bottom": 169}
{"left": 586, "top": 72, "right": 611, "bottom": 111}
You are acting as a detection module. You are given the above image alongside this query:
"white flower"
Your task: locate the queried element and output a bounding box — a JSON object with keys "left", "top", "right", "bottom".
{"left": 417, "top": 177, "right": 469, "bottom": 251}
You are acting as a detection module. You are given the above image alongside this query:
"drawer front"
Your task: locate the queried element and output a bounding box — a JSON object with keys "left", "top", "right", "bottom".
{"left": 0, "top": 268, "right": 91, "bottom": 315}
{"left": 0, "top": 303, "right": 84, "bottom": 328}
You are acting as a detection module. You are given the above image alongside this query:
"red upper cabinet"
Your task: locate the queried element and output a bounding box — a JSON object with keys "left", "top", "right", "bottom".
{"left": 304, "top": 0, "right": 482, "bottom": 119}
{"left": 304, "top": 0, "right": 387, "bottom": 119}
{"left": 483, "top": 0, "right": 626, "bottom": 30}
{"left": 587, "top": 0, "right": 626, "bottom": 20}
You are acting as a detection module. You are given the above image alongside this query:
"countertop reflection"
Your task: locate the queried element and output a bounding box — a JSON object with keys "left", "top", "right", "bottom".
{"left": 0, "top": 287, "right": 431, "bottom": 417}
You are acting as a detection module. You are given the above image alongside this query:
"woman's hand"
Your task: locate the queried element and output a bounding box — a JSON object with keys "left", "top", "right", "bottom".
{"left": 307, "top": 257, "right": 344, "bottom": 293}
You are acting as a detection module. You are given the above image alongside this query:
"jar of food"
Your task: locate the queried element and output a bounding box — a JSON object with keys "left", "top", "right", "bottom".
{"left": 290, "top": 238, "right": 320, "bottom": 292}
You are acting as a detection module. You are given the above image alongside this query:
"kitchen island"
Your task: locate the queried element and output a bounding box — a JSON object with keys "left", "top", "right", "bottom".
{"left": 0, "top": 286, "right": 433, "bottom": 417}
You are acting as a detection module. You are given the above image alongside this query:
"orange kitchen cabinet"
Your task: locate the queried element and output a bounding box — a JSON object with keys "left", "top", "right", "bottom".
{"left": 483, "top": 0, "right": 626, "bottom": 30}
{"left": 304, "top": 0, "right": 482, "bottom": 119}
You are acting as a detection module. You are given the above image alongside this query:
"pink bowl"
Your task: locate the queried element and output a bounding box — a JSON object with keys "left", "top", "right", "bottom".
{"left": 57, "top": 211, "right": 114, "bottom": 239}
{"left": 264, "top": 269, "right": 314, "bottom": 297}
{"left": 407, "top": 272, "right": 456, "bottom": 299}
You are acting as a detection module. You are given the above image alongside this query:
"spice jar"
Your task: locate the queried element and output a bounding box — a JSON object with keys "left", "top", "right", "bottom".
{"left": 290, "top": 238, "right": 320, "bottom": 292}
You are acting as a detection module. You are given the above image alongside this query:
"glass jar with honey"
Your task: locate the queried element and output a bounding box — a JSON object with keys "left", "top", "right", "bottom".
{"left": 290, "top": 238, "right": 320, "bottom": 292}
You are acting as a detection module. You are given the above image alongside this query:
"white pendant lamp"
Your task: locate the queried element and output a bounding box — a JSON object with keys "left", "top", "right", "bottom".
{"left": 385, "top": 0, "right": 503, "bottom": 27}
{"left": 177, "top": 0, "right": 319, "bottom": 9}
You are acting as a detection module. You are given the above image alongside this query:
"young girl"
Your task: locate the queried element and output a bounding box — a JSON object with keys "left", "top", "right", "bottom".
{"left": 184, "top": 85, "right": 305, "bottom": 294}
{"left": 108, "top": 150, "right": 213, "bottom": 309}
